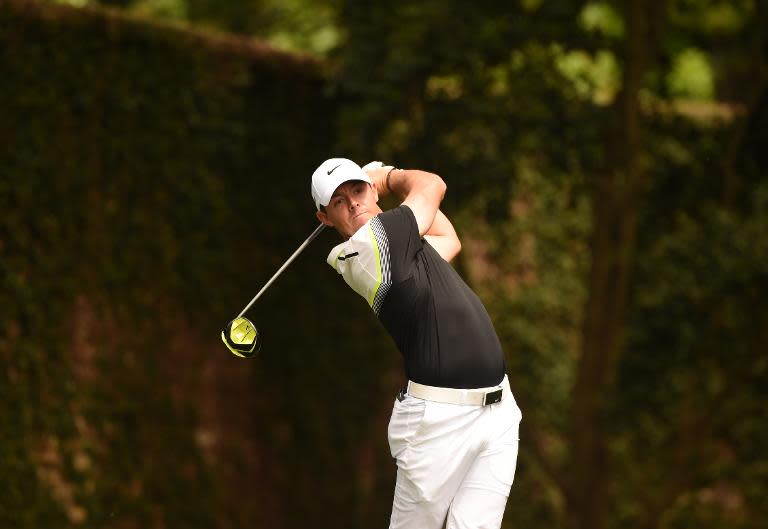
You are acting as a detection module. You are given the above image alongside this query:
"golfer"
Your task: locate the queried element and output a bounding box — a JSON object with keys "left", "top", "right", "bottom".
{"left": 311, "top": 158, "right": 522, "bottom": 529}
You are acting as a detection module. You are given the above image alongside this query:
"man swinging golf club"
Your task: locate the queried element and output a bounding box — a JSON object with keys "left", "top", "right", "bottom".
{"left": 311, "top": 158, "right": 522, "bottom": 529}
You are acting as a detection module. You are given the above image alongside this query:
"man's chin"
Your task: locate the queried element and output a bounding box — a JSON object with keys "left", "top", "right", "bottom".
{"left": 350, "top": 213, "right": 373, "bottom": 237}
{"left": 352, "top": 213, "right": 371, "bottom": 230}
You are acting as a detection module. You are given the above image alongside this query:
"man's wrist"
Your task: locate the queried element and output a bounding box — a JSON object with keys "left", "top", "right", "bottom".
{"left": 362, "top": 161, "right": 396, "bottom": 196}
{"left": 385, "top": 167, "right": 398, "bottom": 195}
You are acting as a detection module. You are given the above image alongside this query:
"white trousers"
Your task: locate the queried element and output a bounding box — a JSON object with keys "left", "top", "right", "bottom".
{"left": 387, "top": 376, "right": 522, "bottom": 529}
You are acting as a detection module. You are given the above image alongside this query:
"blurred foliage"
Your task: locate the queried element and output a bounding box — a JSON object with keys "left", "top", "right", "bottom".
{"left": 615, "top": 182, "right": 768, "bottom": 529}
{"left": 580, "top": 1, "right": 624, "bottom": 38}
{"left": 667, "top": 48, "right": 714, "bottom": 100}
{"left": 0, "top": 1, "right": 394, "bottom": 528}
{"left": 4, "top": 0, "right": 768, "bottom": 528}
{"left": 50, "top": 0, "right": 340, "bottom": 55}
{"left": 328, "top": 1, "right": 767, "bottom": 528}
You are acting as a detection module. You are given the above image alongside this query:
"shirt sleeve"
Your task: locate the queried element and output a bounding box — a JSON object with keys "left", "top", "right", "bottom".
{"left": 326, "top": 205, "right": 423, "bottom": 315}
{"left": 326, "top": 217, "right": 392, "bottom": 314}
{"left": 376, "top": 205, "right": 423, "bottom": 283}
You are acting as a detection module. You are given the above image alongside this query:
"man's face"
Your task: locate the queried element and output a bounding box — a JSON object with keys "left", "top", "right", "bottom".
{"left": 316, "top": 180, "right": 381, "bottom": 239}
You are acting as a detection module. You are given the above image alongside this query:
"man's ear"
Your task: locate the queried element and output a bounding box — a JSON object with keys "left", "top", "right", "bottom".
{"left": 316, "top": 209, "right": 334, "bottom": 227}
{"left": 371, "top": 182, "right": 380, "bottom": 203}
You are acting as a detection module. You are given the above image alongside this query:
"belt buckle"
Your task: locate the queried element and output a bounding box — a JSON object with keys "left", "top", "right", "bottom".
{"left": 482, "top": 388, "right": 503, "bottom": 406}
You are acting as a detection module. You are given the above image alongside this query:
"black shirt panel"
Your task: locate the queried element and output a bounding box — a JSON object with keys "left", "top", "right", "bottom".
{"left": 376, "top": 205, "right": 506, "bottom": 389}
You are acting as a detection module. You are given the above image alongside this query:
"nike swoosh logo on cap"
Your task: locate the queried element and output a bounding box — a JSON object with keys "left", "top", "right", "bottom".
{"left": 327, "top": 164, "right": 342, "bottom": 175}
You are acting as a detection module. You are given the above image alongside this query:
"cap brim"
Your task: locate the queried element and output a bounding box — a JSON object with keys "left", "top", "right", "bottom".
{"left": 318, "top": 173, "right": 373, "bottom": 209}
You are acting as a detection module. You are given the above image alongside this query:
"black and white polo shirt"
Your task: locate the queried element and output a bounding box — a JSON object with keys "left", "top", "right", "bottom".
{"left": 327, "top": 205, "right": 506, "bottom": 389}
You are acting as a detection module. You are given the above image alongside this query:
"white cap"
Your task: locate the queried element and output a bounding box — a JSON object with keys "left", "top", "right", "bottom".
{"left": 311, "top": 158, "right": 372, "bottom": 210}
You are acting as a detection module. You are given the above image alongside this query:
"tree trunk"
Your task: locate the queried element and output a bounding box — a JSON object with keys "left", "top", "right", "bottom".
{"left": 566, "top": 1, "right": 655, "bottom": 528}
{"left": 723, "top": 0, "right": 767, "bottom": 208}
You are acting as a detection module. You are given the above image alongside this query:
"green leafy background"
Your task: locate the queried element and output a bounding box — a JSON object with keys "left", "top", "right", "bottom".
{"left": 2, "top": 0, "right": 766, "bottom": 528}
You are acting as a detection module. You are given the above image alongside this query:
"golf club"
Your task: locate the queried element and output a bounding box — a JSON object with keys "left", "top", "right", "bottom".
{"left": 221, "top": 223, "right": 326, "bottom": 357}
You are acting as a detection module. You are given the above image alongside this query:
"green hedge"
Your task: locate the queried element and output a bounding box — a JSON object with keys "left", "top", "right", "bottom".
{"left": 0, "top": 1, "right": 400, "bottom": 527}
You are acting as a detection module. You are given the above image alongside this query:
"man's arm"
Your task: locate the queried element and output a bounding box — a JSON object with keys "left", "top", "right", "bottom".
{"left": 423, "top": 210, "right": 462, "bottom": 262}
{"left": 380, "top": 168, "right": 445, "bottom": 235}
{"left": 367, "top": 166, "right": 461, "bottom": 262}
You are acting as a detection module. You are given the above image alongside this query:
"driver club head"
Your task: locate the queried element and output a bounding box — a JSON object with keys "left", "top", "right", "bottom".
{"left": 221, "top": 317, "right": 262, "bottom": 358}
{"left": 222, "top": 223, "right": 325, "bottom": 358}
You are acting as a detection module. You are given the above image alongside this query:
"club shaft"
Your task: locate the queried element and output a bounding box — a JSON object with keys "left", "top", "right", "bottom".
{"left": 237, "top": 223, "right": 326, "bottom": 318}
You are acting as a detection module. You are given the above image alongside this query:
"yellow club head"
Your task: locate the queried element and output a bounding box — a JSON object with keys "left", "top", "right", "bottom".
{"left": 221, "top": 317, "right": 261, "bottom": 358}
